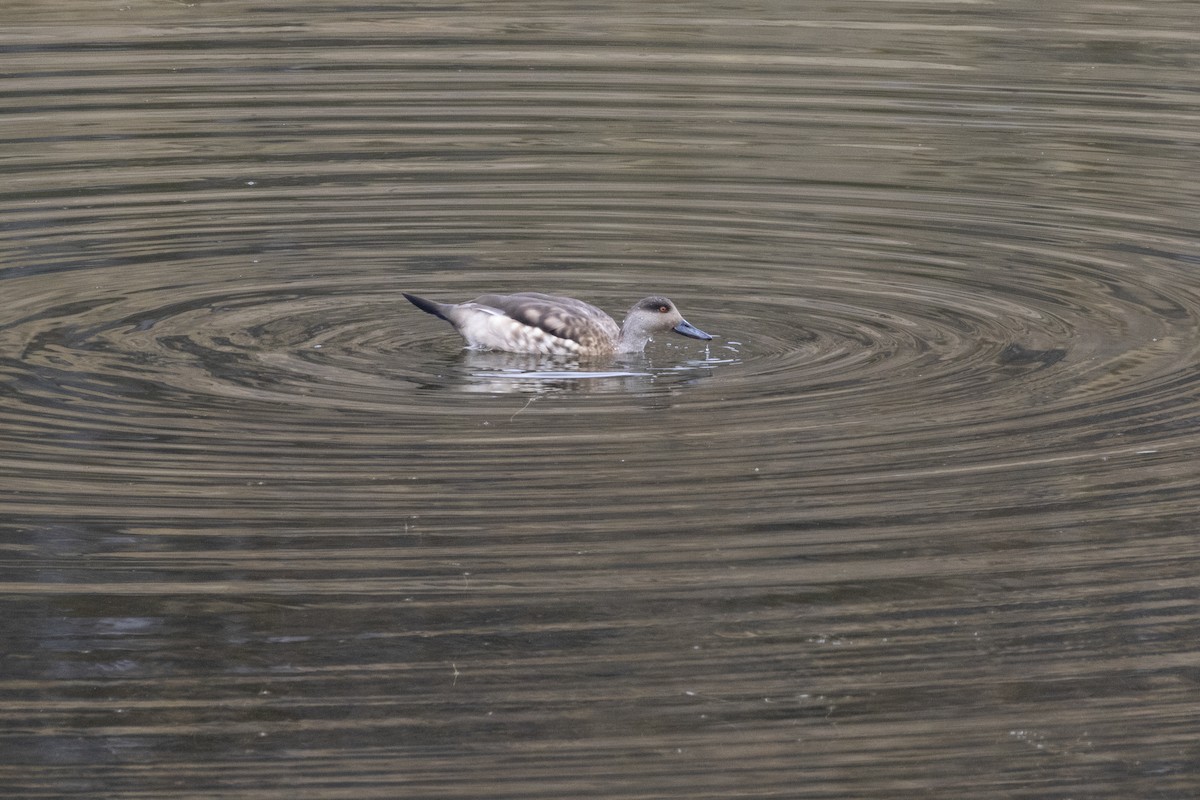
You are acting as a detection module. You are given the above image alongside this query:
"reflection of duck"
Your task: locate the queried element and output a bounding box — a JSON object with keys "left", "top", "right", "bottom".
{"left": 456, "top": 350, "right": 654, "bottom": 395}
{"left": 403, "top": 291, "right": 713, "bottom": 355}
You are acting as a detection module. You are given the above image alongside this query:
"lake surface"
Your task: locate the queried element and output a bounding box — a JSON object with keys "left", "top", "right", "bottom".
{"left": 3, "top": 2, "right": 1199, "bottom": 797}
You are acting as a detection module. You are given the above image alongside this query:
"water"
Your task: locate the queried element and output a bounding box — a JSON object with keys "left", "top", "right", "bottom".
{"left": 3, "top": 2, "right": 1200, "bottom": 797}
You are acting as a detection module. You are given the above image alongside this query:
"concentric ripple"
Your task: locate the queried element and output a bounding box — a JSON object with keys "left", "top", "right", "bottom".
{"left": 3, "top": 3, "right": 1200, "bottom": 799}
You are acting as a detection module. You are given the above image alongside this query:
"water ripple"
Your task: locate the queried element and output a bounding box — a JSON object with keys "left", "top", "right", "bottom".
{"left": 3, "top": 4, "right": 1200, "bottom": 798}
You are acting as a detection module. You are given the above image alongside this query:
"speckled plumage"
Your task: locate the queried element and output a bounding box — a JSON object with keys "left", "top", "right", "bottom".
{"left": 404, "top": 291, "right": 713, "bottom": 355}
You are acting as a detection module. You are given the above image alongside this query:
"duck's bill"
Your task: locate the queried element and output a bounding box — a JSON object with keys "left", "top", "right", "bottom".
{"left": 673, "top": 319, "right": 714, "bottom": 341}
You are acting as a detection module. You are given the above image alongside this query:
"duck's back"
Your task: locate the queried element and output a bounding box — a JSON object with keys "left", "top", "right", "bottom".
{"left": 470, "top": 292, "right": 621, "bottom": 352}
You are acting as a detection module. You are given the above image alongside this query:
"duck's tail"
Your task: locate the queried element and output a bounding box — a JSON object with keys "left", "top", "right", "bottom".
{"left": 403, "top": 293, "right": 451, "bottom": 322}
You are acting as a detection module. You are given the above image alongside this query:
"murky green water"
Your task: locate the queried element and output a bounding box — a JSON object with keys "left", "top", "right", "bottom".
{"left": 3, "top": 2, "right": 1199, "bottom": 797}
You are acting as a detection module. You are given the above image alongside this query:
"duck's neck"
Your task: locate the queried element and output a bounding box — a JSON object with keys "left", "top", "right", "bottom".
{"left": 615, "top": 325, "right": 651, "bottom": 354}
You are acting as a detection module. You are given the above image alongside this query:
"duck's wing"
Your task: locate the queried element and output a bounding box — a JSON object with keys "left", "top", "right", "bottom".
{"left": 471, "top": 293, "right": 621, "bottom": 346}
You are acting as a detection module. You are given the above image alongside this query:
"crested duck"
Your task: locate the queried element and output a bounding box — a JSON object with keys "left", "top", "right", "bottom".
{"left": 404, "top": 291, "right": 713, "bottom": 356}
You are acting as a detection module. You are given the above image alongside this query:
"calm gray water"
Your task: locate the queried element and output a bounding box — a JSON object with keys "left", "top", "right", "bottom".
{"left": 3, "top": 2, "right": 1199, "bottom": 797}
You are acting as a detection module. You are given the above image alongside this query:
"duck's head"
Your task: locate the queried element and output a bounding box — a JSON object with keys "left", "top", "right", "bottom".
{"left": 622, "top": 296, "right": 713, "bottom": 347}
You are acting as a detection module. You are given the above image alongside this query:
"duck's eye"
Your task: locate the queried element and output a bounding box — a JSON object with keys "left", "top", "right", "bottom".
{"left": 658, "top": 305, "right": 669, "bottom": 313}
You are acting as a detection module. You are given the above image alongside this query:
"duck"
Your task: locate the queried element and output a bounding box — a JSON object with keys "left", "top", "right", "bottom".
{"left": 403, "top": 291, "right": 713, "bottom": 356}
